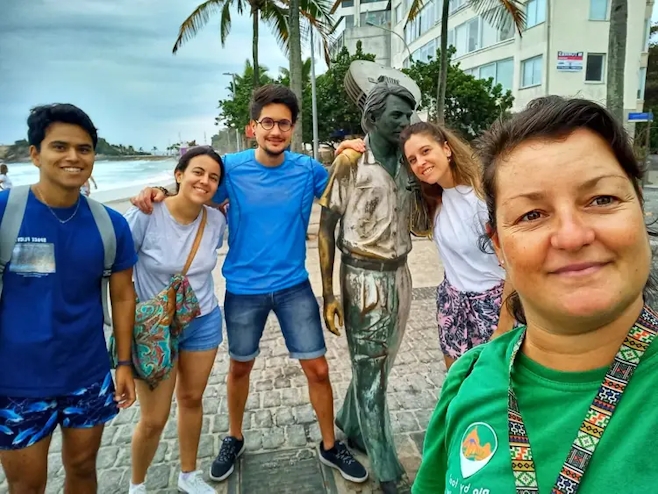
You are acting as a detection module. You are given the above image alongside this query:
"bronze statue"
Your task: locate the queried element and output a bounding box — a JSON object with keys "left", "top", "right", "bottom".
{"left": 317, "top": 81, "right": 431, "bottom": 493}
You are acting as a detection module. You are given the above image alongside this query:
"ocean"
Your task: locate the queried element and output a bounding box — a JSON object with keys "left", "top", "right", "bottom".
{"left": 3, "top": 158, "right": 177, "bottom": 203}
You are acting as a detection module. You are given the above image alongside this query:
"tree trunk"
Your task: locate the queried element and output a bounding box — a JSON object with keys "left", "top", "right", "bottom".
{"left": 436, "top": 0, "right": 450, "bottom": 124}
{"left": 252, "top": 8, "right": 260, "bottom": 89}
{"left": 606, "top": 0, "right": 627, "bottom": 122}
{"left": 289, "top": 0, "right": 304, "bottom": 153}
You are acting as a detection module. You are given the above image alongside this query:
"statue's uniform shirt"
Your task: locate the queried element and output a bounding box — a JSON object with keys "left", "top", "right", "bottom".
{"left": 318, "top": 147, "right": 429, "bottom": 261}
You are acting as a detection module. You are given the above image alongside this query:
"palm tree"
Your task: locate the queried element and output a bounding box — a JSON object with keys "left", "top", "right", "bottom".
{"left": 173, "top": 0, "right": 333, "bottom": 91}
{"left": 279, "top": 58, "right": 313, "bottom": 86}
{"left": 606, "top": 0, "right": 628, "bottom": 122}
{"left": 404, "top": 0, "right": 525, "bottom": 124}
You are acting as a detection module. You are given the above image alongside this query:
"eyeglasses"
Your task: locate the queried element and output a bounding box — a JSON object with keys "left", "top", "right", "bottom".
{"left": 256, "top": 118, "right": 293, "bottom": 132}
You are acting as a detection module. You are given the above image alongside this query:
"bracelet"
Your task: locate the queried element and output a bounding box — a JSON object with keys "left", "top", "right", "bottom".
{"left": 155, "top": 186, "right": 171, "bottom": 197}
{"left": 116, "top": 360, "right": 132, "bottom": 367}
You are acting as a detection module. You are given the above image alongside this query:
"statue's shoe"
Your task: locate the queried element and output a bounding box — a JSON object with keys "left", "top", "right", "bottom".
{"left": 380, "top": 480, "right": 399, "bottom": 494}
{"left": 347, "top": 437, "right": 368, "bottom": 456}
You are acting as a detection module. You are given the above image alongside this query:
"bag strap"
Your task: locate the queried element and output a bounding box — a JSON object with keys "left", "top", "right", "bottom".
{"left": 0, "top": 186, "right": 30, "bottom": 301}
{"left": 87, "top": 197, "right": 117, "bottom": 329}
{"left": 181, "top": 207, "right": 207, "bottom": 276}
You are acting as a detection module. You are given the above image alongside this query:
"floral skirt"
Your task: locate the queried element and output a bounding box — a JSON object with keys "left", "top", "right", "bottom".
{"left": 437, "top": 276, "right": 504, "bottom": 360}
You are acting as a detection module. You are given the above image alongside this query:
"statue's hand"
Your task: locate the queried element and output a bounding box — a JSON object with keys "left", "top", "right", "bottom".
{"left": 335, "top": 138, "right": 366, "bottom": 156}
{"left": 323, "top": 295, "right": 343, "bottom": 336}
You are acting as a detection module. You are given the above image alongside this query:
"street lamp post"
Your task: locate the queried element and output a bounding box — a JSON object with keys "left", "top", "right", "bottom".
{"left": 310, "top": 28, "right": 320, "bottom": 160}
{"left": 365, "top": 21, "right": 413, "bottom": 63}
{"left": 223, "top": 71, "right": 241, "bottom": 152}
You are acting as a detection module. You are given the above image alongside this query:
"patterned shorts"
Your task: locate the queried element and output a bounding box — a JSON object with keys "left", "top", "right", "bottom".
{"left": 437, "top": 277, "right": 504, "bottom": 360}
{"left": 0, "top": 372, "right": 118, "bottom": 451}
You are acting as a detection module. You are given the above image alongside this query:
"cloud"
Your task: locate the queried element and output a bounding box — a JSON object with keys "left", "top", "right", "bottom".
{"left": 0, "top": 0, "right": 314, "bottom": 150}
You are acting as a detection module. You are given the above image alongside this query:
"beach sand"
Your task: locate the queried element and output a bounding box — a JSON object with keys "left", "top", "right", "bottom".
{"left": 101, "top": 191, "right": 445, "bottom": 301}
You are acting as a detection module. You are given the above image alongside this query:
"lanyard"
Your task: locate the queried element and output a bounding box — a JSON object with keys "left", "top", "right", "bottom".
{"left": 508, "top": 306, "right": 658, "bottom": 494}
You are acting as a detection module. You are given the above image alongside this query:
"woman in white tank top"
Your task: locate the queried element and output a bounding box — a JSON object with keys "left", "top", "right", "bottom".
{"left": 400, "top": 122, "right": 515, "bottom": 369}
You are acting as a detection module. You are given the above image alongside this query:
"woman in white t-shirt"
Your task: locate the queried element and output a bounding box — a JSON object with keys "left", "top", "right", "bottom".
{"left": 400, "top": 121, "right": 514, "bottom": 369}
{"left": 125, "top": 146, "right": 227, "bottom": 494}
{"left": 0, "top": 164, "right": 13, "bottom": 190}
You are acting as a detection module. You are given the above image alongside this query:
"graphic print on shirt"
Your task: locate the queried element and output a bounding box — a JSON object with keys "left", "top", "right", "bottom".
{"left": 460, "top": 422, "right": 498, "bottom": 478}
{"left": 9, "top": 238, "right": 55, "bottom": 276}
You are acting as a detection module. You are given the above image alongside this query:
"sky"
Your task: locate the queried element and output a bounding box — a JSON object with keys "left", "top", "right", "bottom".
{"left": 0, "top": 0, "right": 327, "bottom": 150}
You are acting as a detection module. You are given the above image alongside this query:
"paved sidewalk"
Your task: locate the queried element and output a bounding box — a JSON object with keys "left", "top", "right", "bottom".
{"left": 0, "top": 225, "right": 447, "bottom": 494}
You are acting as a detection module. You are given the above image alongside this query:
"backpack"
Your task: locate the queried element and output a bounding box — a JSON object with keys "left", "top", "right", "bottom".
{"left": 0, "top": 185, "right": 116, "bottom": 329}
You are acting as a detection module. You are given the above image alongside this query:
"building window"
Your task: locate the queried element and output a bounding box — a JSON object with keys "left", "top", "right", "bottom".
{"left": 395, "top": 5, "right": 402, "bottom": 24}
{"left": 585, "top": 53, "right": 605, "bottom": 82}
{"left": 345, "top": 15, "right": 354, "bottom": 28}
{"left": 466, "top": 18, "right": 480, "bottom": 52}
{"left": 496, "top": 58, "right": 514, "bottom": 91}
{"left": 449, "top": 0, "right": 465, "bottom": 13}
{"left": 589, "top": 0, "right": 608, "bottom": 21}
{"left": 468, "top": 58, "right": 514, "bottom": 91}
{"left": 638, "top": 67, "right": 647, "bottom": 100}
{"left": 521, "top": 55, "right": 543, "bottom": 88}
{"left": 643, "top": 18, "right": 651, "bottom": 51}
{"left": 341, "top": 0, "right": 354, "bottom": 7}
{"left": 478, "top": 63, "right": 496, "bottom": 81}
{"left": 526, "top": 0, "right": 546, "bottom": 28}
{"left": 361, "top": 10, "right": 390, "bottom": 27}
{"left": 361, "top": 0, "right": 382, "bottom": 3}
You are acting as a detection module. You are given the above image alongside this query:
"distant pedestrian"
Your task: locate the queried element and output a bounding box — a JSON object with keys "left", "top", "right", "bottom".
{"left": 81, "top": 175, "right": 97, "bottom": 196}
{"left": 0, "top": 164, "right": 12, "bottom": 190}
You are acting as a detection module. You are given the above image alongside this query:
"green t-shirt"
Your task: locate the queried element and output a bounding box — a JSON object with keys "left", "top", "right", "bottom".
{"left": 412, "top": 326, "right": 658, "bottom": 494}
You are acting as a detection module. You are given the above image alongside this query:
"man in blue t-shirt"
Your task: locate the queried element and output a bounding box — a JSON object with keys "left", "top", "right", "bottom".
{"left": 131, "top": 85, "right": 368, "bottom": 485}
{"left": 0, "top": 104, "right": 138, "bottom": 493}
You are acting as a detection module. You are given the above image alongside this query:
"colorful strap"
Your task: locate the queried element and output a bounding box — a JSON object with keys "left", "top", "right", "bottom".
{"left": 508, "top": 306, "right": 658, "bottom": 494}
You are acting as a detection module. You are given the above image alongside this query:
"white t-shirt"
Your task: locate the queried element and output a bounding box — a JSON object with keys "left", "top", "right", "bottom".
{"left": 124, "top": 202, "right": 227, "bottom": 316}
{"left": 0, "top": 174, "right": 12, "bottom": 190}
{"left": 433, "top": 185, "right": 505, "bottom": 293}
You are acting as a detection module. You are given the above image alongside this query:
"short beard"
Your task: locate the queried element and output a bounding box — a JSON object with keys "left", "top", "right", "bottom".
{"left": 263, "top": 145, "right": 285, "bottom": 157}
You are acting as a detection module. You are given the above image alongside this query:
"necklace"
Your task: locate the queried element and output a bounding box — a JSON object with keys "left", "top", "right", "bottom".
{"left": 34, "top": 185, "right": 81, "bottom": 224}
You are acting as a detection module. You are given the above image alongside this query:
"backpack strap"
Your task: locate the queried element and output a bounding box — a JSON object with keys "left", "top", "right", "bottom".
{"left": 0, "top": 186, "right": 30, "bottom": 301}
{"left": 87, "top": 197, "right": 116, "bottom": 329}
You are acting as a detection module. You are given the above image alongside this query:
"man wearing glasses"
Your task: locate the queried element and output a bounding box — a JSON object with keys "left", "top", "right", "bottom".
{"left": 130, "top": 85, "right": 368, "bottom": 486}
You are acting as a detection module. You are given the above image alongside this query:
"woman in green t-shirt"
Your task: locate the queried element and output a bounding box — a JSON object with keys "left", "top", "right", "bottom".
{"left": 413, "top": 96, "right": 658, "bottom": 494}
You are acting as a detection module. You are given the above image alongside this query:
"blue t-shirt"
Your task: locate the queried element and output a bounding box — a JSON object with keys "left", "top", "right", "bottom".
{"left": 214, "top": 149, "right": 328, "bottom": 294}
{"left": 0, "top": 190, "right": 137, "bottom": 398}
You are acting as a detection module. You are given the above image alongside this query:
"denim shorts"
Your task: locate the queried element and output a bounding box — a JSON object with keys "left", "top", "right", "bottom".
{"left": 0, "top": 372, "right": 118, "bottom": 450}
{"left": 224, "top": 279, "right": 326, "bottom": 361}
{"left": 179, "top": 305, "right": 223, "bottom": 352}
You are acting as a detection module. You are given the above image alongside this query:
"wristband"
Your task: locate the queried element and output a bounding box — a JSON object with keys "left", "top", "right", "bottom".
{"left": 116, "top": 360, "right": 132, "bottom": 367}
{"left": 155, "top": 186, "right": 171, "bottom": 197}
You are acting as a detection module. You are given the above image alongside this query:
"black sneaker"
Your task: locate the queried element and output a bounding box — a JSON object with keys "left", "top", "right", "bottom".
{"left": 209, "top": 436, "right": 245, "bottom": 481}
{"left": 318, "top": 440, "right": 368, "bottom": 483}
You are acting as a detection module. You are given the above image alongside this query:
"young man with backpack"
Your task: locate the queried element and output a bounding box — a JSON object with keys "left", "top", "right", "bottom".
{"left": 0, "top": 104, "right": 138, "bottom": 493}
{"left": 130, "top": 85, "right": 368, "bottom": 485}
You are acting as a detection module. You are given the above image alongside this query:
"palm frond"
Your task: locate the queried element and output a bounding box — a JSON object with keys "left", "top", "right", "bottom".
{"left": 328, "top": 0, "right": 342, "bottom": 15}
{"left": 468, "top": 0, "right": 525, "bottom": 36}
{"left": 220, "top": 1, "right": 233, "bottom": 45}
{"left": 172, "top": 0, "right": 229, "bottom": 54}
{"left": 404, "top": 0, "right": 425, "bottom": 26}
{"left": 261, "top": 2, "right": 291, "bottom": 56}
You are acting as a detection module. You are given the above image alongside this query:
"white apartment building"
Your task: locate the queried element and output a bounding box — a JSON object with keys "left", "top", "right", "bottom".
{"left": 332, "top": 0, "right": 653, "bottom": 122}
{"left": 329, "top": 0, "right": 393, "bottom": 65}
{"left": 390, "top": 0, "right": 653, "bottom": 118}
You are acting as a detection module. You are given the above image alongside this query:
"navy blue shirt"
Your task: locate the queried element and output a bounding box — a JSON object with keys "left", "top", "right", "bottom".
{"left": 214, "top": 150, "right": 328, "bottom": 295}
{"left": 0, "top": 190, "right": 137, "bottom": 397}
